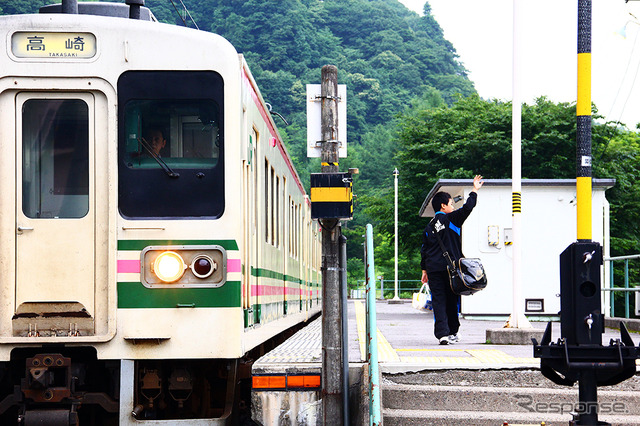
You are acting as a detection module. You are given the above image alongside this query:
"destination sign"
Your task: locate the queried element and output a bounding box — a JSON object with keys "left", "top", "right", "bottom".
{"left": 12, "top": 32, "right": 96, "bottom": 59}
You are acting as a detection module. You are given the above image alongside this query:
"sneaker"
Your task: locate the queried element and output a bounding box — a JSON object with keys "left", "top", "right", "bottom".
{"left": 449, "top": 333, "right": 460, "bottom": 343}
{"left": 439, "top": 336, "right": 451, "bottom": 345}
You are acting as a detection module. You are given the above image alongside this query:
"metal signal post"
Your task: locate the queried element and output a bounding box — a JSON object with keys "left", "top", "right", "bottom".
{"left": 576, "top": 0, "right": 593, "bottom": 242}
{"left": 533, "top": 3, "right": 640, "bottom": 425}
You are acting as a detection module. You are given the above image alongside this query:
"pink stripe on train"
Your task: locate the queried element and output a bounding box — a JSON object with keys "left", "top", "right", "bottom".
{"left": 227, "top": 258, "right": 242, "bottom": 273}
{"left": 117, "top": 259, "right": 140, "bottom": 274}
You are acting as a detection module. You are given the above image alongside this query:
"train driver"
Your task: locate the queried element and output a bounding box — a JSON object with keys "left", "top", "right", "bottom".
{"left": 144, "top": 128, "right": 167, "bottom": 157}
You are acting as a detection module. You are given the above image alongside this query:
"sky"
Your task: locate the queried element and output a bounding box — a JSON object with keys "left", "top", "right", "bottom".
{"left": 399, "top": 0, "right": 640, "bottom": 128}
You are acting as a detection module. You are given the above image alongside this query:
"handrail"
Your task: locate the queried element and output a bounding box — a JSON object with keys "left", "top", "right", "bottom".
{"left": 350, "top": 287, "right": 419, "bottom": 299}
{"left": 604, "top": 254, "right": 640, "bottom": 318}
{"left": 365, "top": 224, "right": 381, "bottom": 425}
{"left": 605, "top": 254, "right": 640, "bottom": 261}
{"left": 355, "top": 279, "right": 422, "bottom": 300}
{"left": 601, "top": 288, "right": 640, "bottom": 291}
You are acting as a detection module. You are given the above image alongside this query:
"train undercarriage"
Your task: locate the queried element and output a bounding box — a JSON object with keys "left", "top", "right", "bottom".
{"left": 0, "top": 347, "right": 248, "bottom": 425}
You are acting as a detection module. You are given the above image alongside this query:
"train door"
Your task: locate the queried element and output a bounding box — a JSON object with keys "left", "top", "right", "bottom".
{"left": 281, "top": 177, "right": 287, "bottom": 315}
{"left": 243, "top": 129, "right": 256, "bottom": 328}
{"left": 252, "top": 128, "right": 260, "bottom": 325}
{"left": 304, "top": 217, "right": 310, "bottom": 312}
{"left": 14, "top": 92, "right": 104, "bottom": 335}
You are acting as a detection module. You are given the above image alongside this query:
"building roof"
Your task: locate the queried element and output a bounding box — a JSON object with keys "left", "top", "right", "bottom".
{"left": 418, "top": 178, "right": 616, "bottom": 217}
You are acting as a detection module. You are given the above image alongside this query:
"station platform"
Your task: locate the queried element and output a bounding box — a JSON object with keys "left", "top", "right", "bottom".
{"left": 253, "top": 299, "right": 635, "bottom": 374}
{"left": 251, "top": 300, "right": 640, "bottom": 425}
{"left": 350, "top": 299, "right": 541, "bottom": 373}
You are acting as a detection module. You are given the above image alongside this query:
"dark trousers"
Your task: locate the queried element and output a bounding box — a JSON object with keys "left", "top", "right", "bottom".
{"left": 427, "top": 270, "right": 460, "bottom": 339}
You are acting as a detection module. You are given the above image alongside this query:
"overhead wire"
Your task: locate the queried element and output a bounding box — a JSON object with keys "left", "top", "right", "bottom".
{"left": 606, "top": 20, "right": 640, "bottom": 127}
{"left": 598, "top": 16, "right": 640, "bottom": 160}
{"left": 168, "top": 0, "right": 199, "bottom": 29}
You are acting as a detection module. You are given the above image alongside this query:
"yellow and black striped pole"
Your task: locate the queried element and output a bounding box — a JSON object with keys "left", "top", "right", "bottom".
{"left": 539, "top": 7, "right": 612, "bottom": 424}
{"left": 577, "top": 0, "right": 592, "bottom": 241}
{"left": 512, "top": 192, "right": 522, "bottom": 215}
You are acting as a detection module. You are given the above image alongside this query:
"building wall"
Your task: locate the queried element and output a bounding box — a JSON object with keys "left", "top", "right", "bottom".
{"left": 460, "top": 184, "right": 609, "bottom": 317}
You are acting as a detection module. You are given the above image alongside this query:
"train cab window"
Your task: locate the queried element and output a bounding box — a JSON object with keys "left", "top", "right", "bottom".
{"left": 122, "top": 101, "right": 220, "bottom": 168}
{"left": 118, "top": 71, "right": 224, "bottom": 218}
{"left": 21, "top": 99, "right": 89, "bottom": 219}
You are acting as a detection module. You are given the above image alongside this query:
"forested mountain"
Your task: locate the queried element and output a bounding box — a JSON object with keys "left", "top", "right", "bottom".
{"left": 0, "top": 0, "right": 474, "bottom": 188}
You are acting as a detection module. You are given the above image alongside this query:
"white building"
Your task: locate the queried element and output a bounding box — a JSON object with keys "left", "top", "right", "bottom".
{"left": 419, "top": 179, "right": 615, "bottom": 318}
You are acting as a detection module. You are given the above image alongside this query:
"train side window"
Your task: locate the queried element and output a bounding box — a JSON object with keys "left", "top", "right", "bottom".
{"left": 22, "top": 99, "right": 89, "bottom": 219}
{"left": 265, "top": 159, "right": 270, "bottom": 243}
{"left": 252, "top": 129, "right": 258, "bottom": 235}
{"left": 281, "top": 177, "right": 286, "bottom": 248}
{"left": 271, "top": 166, "right": 275, "bottom": 246}
{"left": 275, "top": 175, "right": 280, "bottom": 248}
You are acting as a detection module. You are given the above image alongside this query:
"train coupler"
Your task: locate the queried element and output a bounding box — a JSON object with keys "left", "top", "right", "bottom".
{"left": 22, "top": 354, "right": 72, "bottom": 403}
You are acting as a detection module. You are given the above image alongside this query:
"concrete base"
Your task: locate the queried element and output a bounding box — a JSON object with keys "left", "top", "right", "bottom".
{"left": 605, "top": 317, "right": 640, "bottom": 333}
{"left": 485, "top": 327, "right": 545, "bottom": 345}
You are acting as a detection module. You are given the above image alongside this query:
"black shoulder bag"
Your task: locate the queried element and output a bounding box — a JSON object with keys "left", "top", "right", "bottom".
{"left": 431, "top": 218, "right": 487, "bottom": 296}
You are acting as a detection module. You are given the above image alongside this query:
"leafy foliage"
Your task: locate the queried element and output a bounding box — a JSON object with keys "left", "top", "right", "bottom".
{"left": 1, "top": 0, "right": 48, "bottom": 15}
{"left": 384, "top": 95, "right": 640, "bottom": 313}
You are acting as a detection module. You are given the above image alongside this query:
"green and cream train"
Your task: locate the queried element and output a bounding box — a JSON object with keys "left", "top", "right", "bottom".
{"left": 0, "top": 2, "right": 321, "bottom": 424}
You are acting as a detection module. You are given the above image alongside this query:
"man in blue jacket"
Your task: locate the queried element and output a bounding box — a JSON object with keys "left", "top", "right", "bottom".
{"left": 421, "top": 175, "right": 483, "bottom": 345}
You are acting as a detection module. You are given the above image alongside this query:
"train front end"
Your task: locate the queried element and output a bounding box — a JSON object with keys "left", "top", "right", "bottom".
{"left": 0, "top": 3, "right": 246, "bottom": 424}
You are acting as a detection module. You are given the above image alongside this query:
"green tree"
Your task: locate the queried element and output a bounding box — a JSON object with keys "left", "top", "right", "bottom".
{"left": 385, "top": 95, "right": 640, "bottom": 290}
{"left": 1, "top": 0, "right": 47, "bottom": 15}
{"left": 595, "top": 129, "right": 640, "bottom": 254}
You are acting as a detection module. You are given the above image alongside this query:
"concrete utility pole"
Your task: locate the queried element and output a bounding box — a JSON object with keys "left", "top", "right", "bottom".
{"left": 392, "top": 168, "right": 400, "bottom": 301}
{"left": 506, "top": 0, "right": 533, "bottom": 330}
{"left": 320, "top": 64, "right": 344, "bottom": 425}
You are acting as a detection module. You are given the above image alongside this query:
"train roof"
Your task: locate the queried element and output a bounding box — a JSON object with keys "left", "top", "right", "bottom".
{"left": 39, "top": 2, "right": 156, "bottom": 21}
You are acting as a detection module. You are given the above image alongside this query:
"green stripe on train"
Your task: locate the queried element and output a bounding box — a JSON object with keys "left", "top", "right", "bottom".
{"left": 251, "top": 267, "right": 314, "bottom": 285}
{"left": 118, "top": 239, "right": 239, "bottom": 251}
{"left": 118, "top": 281, "right": 241, "bottom": 308}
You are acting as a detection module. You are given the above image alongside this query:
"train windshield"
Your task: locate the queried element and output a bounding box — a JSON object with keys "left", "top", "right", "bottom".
{"left": 118, "top": 71, "right": 224, "bottom": 219}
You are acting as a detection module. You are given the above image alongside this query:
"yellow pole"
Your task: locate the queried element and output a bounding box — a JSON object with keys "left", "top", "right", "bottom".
{"left": 577, "top": 0, "right": 592, "bottom": 241}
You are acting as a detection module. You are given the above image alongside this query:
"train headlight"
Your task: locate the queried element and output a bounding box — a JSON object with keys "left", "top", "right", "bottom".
{"left": 152, "top": 251, "right": 187, "bottom": 283}
{"left": 141, "top": 245, "right": 226, "bottom": 288}
{"left": 190, "top": 255, "right": 217, "bottom": 279}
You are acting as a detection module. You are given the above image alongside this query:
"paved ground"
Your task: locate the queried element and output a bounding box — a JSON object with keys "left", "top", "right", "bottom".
{"left": 348, "top": 299, "right": 631, "bottom": 372}
{"left": 255, "top": 298, "right": 634, "bottom": 373}
{"left": 252, "top": 300, "right": 640, "bottom": 426}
